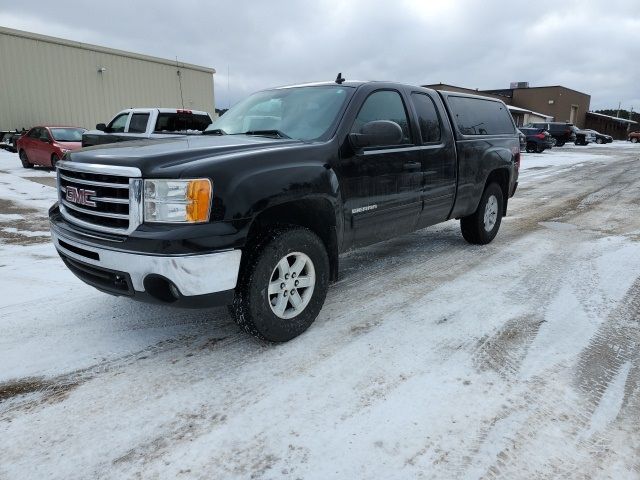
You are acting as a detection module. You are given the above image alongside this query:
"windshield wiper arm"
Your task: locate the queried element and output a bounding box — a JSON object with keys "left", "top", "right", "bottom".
{"left": 203, "top": 129, "right": 227, "bottom": 135}
{"left": 239, "top": 130, "right": 291, "bottom": 139}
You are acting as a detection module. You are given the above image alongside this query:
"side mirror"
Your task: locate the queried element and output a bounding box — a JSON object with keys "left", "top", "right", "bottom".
{"left": 349, "top": 120, "right": 403, "bottom": 149}
{"left": 96, "top": 123, "right": 107, "bottom": 132}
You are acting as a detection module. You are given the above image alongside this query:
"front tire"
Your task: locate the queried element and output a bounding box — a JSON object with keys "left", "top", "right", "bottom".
{"left": 230, "top": 227, "right": 330, "bottom": 342}
{"left": 596, "top": 138, "right": 603, "bottom": 144}
{"left": 632, "top": 137, "right": 638, "bottom": 143}
{"left": 19, "top": 150, "right": 33, "bottom": 168}
{"left": 460, "top": 183, "right": 504, "bottom": 245}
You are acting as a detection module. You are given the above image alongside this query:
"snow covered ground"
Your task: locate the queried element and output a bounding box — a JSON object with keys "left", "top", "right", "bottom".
{"left": 1, "top": 142, "right": 639, "bottom": 479}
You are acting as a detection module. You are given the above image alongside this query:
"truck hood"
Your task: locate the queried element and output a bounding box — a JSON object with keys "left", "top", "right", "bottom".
{"left": 66, "top": 135, "right": 306, "bottom": 176}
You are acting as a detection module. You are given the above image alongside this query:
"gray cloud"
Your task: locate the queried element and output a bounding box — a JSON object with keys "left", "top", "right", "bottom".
{"left": 1, "top": 0, "right": 638, "bottom": 110}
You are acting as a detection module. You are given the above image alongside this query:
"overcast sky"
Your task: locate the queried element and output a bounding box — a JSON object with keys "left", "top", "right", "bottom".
{"left": 1, "top": 0, "right": 638, "bottom": 111}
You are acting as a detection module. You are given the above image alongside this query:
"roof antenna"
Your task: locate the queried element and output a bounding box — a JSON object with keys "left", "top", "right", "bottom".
{"left": 335, "top": 72, "right": 345, "bottom": 85}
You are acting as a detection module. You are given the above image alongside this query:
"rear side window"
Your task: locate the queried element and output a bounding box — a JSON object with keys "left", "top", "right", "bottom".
{"left": 411, "top": 93, "right": 441, "bottom": 143}
{"left": 351, "top": 90, "right": 411, "bottom": 144}
{"left": 448, "top": 96, "right": 515, "bottom": 136}
{"left": 154, "top": 113, "right": 212, "bottom": 132}
{"left": 128, "top": 113, "right": 150, "bottom": 133}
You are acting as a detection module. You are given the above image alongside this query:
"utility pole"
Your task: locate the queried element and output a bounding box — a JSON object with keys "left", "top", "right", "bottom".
{"left": 616, "top": 101, "right": 621, "bottom": 119}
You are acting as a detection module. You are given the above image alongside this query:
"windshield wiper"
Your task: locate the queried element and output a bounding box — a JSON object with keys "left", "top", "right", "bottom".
{"left": 203, "top": 129, "right": 227, "bottom": 135}
{"left": 238, "top": 130, "right": 291, "bottom": 139}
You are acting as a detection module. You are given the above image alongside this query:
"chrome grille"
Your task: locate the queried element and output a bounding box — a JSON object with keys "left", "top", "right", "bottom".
{"left": 56, "top": 161, "right": 143, "bottom": 235}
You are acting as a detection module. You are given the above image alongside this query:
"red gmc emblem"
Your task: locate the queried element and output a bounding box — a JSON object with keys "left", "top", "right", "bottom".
{"left": 66, "top": 186, "right": 97, "bottom": 207}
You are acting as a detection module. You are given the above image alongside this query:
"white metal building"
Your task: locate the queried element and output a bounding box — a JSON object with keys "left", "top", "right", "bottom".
{"left": 0, "top": 26, "right": 215, "bottom": 131}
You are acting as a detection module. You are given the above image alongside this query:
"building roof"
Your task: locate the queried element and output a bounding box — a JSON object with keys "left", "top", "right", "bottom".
{"left": 0, "top": 26, "right": 215, "bottom": 74}
{"left": 507, "top": 105, "right": 553, "bottom": 119}
{"left": 586, "top": 111, "right": 637, "bottom": 125}
{"left": 483, "top": 85, "right": 590, "bottom": 98}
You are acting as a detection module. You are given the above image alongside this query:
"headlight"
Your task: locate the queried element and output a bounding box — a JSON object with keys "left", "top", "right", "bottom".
{"left": 144, "top": 178, "right": 212, "bottom": 223}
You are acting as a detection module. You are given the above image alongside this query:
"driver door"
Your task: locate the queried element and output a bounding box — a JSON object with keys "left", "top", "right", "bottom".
{"left": 336, "top": 89, "right": 422, "bottom": 248}
{"left": 33, "top": 128, "right": 50, "bottom": 165}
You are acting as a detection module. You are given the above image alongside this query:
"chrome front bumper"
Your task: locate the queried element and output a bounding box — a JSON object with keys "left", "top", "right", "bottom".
{"left": 50, "top": 226, "right": 242, "bottom": 297}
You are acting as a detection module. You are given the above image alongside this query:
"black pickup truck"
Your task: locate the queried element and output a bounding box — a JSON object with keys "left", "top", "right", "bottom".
{"left": 49, "top": 80, "right": 520, "bottom": 342}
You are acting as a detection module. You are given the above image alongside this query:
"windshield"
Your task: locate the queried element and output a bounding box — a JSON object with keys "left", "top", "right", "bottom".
{"left": 50, "top": 128, "right": 85, "bottom": 142}
{"left": 207, "top": 85, "right": 353, "bottom": 141}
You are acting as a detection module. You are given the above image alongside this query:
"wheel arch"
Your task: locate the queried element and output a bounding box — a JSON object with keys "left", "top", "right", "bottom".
{"left": 485, "top": 168, "right": 511, "bottom": 216}
{"left": 245, "top": 196, "right": 340, "bottom": 282}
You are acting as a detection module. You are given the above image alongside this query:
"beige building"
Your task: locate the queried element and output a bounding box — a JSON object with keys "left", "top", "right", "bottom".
{"left": 0, "top": 26, "right": 215, "bottom": 131}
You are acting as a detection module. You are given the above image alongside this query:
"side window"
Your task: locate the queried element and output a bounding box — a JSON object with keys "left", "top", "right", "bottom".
{"left": 108, "top": 113, "right": 129, "bottom": 133}
{"left": 128, "top": 113, "right": 149, "bottom": 133}
{"left": 411, "top": 93, "right": 441, "bottom": 143}
{"left": 153, "top": 114, "right": 211, "bottom": 132}
{"left": 28, "top": 128, "right": 40, "bottom": 139}
{"left": 448, "top": 96, "right": 515, "bottom": 136}
{"left": 351, "top": 90, "right": 411, "bottom": 145}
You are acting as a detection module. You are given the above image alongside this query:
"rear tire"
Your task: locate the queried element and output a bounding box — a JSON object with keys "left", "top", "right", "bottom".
{"left": 19, "top": 150, "right": 33, "bottom": 168}
{"left": 525, "top": 142, "right": 536, "bottom": 153}
{"left": 229, "top": 227, "right": 329, "bottom": 342}
{"left": 596, "top": 138, "right": 603, "bottom": 144}
{"left": 556, "top": 141, "right": 565, "bottom": 147}
{"left": 460, "top": 183, "right": 504, "bottom": 245}
{"left": 632, "top": 137, "right": 638, "bottom": 143}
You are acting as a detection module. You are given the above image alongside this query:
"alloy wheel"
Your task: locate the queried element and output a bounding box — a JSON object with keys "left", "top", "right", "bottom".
{"left": 484, "top": 195, "right": 498, "bottom": 232}
{"left": 268, "top": 252, "right": 316, "bottom": 319}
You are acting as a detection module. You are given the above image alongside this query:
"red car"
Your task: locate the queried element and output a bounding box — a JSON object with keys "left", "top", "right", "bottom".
{"left": 17, "top": 126, "right": 85, "bottom": 169}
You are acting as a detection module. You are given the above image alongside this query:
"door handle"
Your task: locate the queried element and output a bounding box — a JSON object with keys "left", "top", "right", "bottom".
{"left": 403, "top": 161, "right": 420, "bottom": 171}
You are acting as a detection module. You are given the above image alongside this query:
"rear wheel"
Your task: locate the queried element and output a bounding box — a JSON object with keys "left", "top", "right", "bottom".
{"left": 632, "top": 137, "right": 638, "bottom": 143}
{"left": 596, "top": 138, "right": 604, "bottom": 144}
{"left": 229, "top": 227, "right": 329, "bottom": 342}
{"left": 525, "top": 142, "right": 536, "bottom": 153}
{"left": 460, "top": 182, "right": 504, "bottom": 245}
{"left": 19, "top": 150, "right": 33, "bottom": 168}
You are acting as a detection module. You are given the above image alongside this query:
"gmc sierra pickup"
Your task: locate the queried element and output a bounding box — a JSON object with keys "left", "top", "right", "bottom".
{"left": 49, "top": 80, "right": 520, "bottom": 342}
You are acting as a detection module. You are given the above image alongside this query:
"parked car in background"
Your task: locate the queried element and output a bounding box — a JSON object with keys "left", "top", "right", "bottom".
{"left": 0, "top": 131, "right": 16, "bottom": 152}
{"left": 573, "top": 127, "right": 596, "bottom": 146}
{"left": 629, "top": 131, "right": 640, "bottom": 143}
{"left": 520, "top": 127, "right": 554, "bottom": 153}
{"left": 584, "top": 129, "right": 612, "bottom": 144}
{"left": 525, "top": 122, "right": 576, "bottom": 147}
{"left": 82, "top": 108, "right": 213, "bottom": 147}
{"left": 17, "top": 126, "right": 85, "bottom": 169}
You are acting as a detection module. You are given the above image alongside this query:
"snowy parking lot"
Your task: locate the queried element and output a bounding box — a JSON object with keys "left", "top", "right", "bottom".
{"left": 1, "top": 143, "right": 640, "bottom": 479}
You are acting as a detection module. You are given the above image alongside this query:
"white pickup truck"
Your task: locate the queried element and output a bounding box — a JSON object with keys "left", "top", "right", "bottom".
{"left": 82, "top": 108, "right": 213, "bottom": 147}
